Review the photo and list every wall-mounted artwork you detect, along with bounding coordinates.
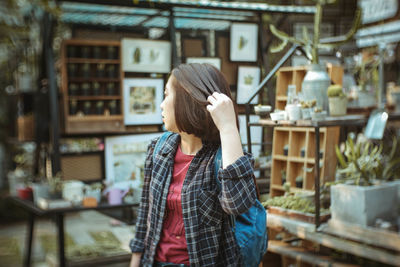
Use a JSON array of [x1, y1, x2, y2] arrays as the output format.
[[230, 23, 258, 62], [121, 38, 171, 73], [105, 133, 162, 189], [236, 66, 260, 104], [186, 57, 222, 70], [123, 78, 163, 125]]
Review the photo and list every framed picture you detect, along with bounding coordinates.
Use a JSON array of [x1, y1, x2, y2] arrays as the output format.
[[186, 57, 221, 70], [121, 38, 171, 73], [230, 23, 258, 62], [236, 66, 260, 104], [105, 133, 162, 189], [123, 78, 163, 125]]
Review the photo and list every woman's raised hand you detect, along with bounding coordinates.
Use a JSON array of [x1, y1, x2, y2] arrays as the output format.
[[206, 92, 236, 133]]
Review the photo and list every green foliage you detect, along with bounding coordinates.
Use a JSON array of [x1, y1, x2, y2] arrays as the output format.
[[269, 1, 361, 64], [335, 134, 400, 185], [327, 84, 345, 97], [262, 193, 328, 214]]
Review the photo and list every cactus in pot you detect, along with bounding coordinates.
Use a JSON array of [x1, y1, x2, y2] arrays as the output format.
[[327, 84, 347, 116], [269, 0, 361, 112]]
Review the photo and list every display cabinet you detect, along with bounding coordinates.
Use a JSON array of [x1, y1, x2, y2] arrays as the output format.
[[270, 64, 343, 197], [270, 126, 339, 197], [61, 39, 123, 134]]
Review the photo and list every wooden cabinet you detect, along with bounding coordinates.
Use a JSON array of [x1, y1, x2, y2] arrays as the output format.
[[270, 65, 343, 197], [270, 126, 339, 197], [61, 39, 158, 134], [61, 39, 123, 134]]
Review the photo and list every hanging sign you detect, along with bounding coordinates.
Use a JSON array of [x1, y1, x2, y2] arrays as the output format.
[[359, 0, 398, 24]]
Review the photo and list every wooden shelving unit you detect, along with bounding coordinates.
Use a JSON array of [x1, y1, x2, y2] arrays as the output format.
[[270, 65, 343, 197], [270, 126, 339, 197], [61, 39, 124, 134], [275, 64, 343, 110]]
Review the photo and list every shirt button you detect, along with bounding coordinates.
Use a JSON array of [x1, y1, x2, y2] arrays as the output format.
[[176, 236, 181, 239]]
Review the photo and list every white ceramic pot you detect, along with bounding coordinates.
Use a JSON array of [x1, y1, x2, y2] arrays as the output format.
[[285, 104, 301, 120], [328, 97, 347, 116], [62, 180, 84, 203]]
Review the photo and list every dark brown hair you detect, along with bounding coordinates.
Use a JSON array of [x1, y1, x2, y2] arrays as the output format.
[[171, 63, 239, 142]]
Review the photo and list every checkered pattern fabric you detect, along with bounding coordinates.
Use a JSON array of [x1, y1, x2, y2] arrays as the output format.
[[130, 133, 257, 267]]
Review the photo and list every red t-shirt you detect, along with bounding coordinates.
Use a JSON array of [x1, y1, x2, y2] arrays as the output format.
[[155, 146, 193, 265]]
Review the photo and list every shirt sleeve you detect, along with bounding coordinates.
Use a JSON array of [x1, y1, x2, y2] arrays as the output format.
[[129, 138, 157, 253], [217, 152, 257, 215]]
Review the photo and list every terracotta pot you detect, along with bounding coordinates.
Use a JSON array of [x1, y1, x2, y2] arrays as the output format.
[[17, 186, 33, 201]]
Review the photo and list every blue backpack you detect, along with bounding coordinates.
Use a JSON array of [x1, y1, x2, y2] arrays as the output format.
[[153, 132, 268, 267]]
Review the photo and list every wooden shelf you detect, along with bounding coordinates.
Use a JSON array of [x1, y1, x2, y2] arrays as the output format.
[[66, 58, 120, 64], [267, 214, 400, 266], [69, 96, 121, 100], [61, 39, 127, 134], [270, 66, 343, 197], [68, 78, 120, 82], [67, 115, 123, 122]]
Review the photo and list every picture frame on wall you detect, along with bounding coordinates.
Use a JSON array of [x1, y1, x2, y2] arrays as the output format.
[[230, 23, 258, 62], [186, 57, 222, 70], [236, 66, 260, 104], [123, 78, 163, 125], [105, 133, 162, 189], [121, 38, 171, 73]]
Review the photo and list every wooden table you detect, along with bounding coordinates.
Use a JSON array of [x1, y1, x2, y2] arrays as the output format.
[[9, 196, 138, 267], [267, 213, 400, 266]]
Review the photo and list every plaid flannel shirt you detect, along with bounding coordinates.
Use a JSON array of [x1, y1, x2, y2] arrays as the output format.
[[130, 133, 257, 267]]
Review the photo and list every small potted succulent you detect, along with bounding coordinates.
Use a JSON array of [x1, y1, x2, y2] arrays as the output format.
[[83, 101, 92, 115], [92, 82, 101, 96], [93, 46, 102, 59], [106, 82, 115, 95], [327, 84, 347, 116], [108, 100, 118, 115], [96, 63, 105, 77], [69, 83, 78, 96], [67, 64, 77, 78], [81, 82, 91, 96], [95, 101, 104, 115], [107, 64, 116, 78], [69, 100, 78, 115], [81, 46, 91, 58], [82, 63, 91, 78]]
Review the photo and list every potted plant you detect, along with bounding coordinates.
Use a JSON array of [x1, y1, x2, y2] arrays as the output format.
[[82, 63, 91, 78], [69, 100, 78, 115], [108, 100, 117, 115], [95, 101, 104, 115], [327, 84, 347, 116], [83, 101, 91, 115], [47, 172, 63, 199], [69, 83, 78, 96], [330, 133, 400, 226], [92, 82, 101, 96], [96, 63, 105, 77], [269, 0, 361, 112]]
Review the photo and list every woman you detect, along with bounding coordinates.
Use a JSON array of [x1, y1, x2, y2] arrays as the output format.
[[129, 63, 257, 267]]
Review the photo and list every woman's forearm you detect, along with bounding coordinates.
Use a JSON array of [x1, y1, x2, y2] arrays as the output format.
[[219, 126, 244, 169]]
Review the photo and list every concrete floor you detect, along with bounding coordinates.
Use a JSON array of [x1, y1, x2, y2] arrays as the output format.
[[0, 210, 134, 267]]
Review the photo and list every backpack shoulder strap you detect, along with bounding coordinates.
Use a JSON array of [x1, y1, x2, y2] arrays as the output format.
[[153, 131, 173, 162], [214, 147, 222, 189]]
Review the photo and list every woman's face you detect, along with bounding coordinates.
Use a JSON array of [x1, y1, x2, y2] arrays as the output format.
[[160, 76, 178, 132]]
